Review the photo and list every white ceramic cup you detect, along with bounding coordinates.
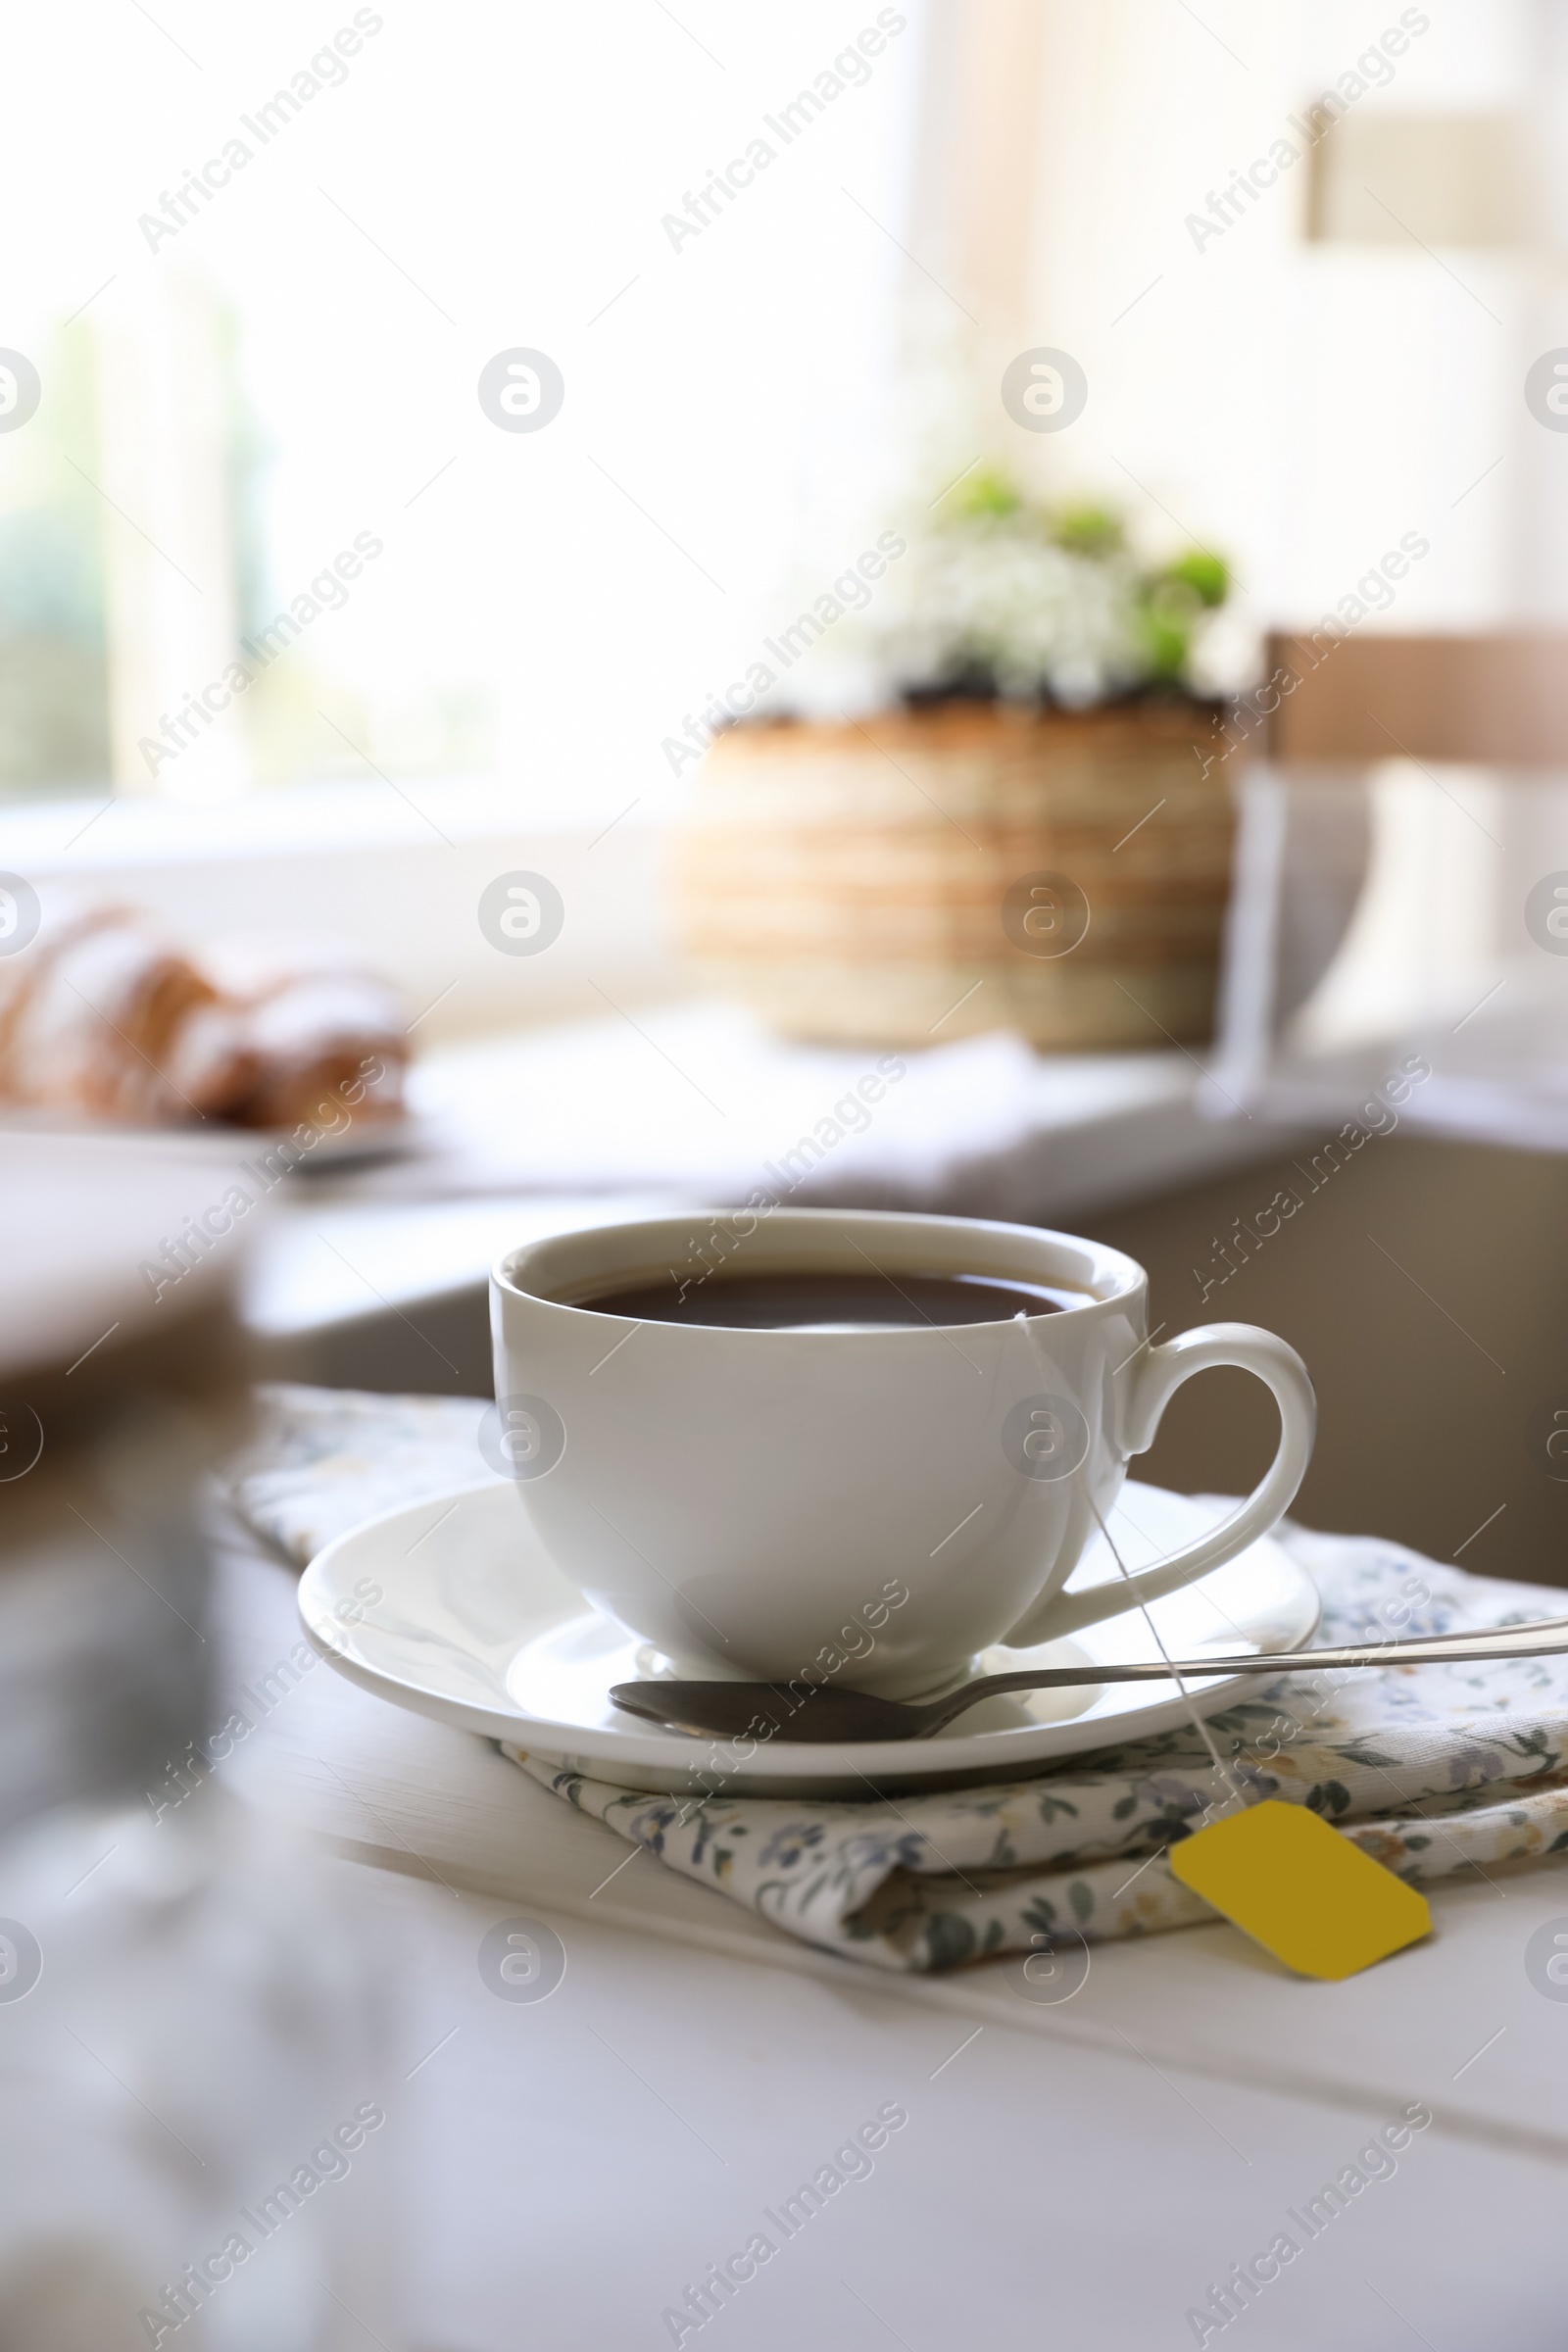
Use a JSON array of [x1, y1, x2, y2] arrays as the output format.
[[490, 1207, 1315, 1700]]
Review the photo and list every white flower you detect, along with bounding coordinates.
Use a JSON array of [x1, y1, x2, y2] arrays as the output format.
[[867, 484, 1229, 707], [893, 520, 1145, 703]]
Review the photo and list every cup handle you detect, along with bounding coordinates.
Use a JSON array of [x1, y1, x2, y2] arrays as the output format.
[[1013, 1323, 1316, 1645]]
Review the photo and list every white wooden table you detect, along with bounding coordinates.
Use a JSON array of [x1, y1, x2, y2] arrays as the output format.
[[212, 1508, 1568, 2352]]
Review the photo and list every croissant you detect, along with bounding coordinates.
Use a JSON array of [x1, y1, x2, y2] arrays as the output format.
[[172, 943, 407, 1129], [0, 898, 217, 1120], [0, 898, 407, 1133]]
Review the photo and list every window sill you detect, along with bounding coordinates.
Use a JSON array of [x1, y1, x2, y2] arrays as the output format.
[[0, 777, 682, 1045]]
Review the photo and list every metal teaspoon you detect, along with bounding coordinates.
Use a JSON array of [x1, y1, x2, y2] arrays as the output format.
[[608, 1614, 1568, 1743]]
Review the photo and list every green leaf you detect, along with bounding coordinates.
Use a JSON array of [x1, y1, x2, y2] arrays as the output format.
[[1139, 610, 1189, 678], [1162, 548, 1229, 606], [1035, 1793, 1081, 1824], [1305, 1782, 1353, 1817], [947, 464, 1023, 521], [923, 1911, 978, 1971], [1052, 503, 1124, 557]]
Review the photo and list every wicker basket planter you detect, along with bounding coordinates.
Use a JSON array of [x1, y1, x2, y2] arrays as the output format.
[[671, 701, 1235, 1049]]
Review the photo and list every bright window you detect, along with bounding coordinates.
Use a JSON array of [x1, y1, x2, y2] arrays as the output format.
[[0, 2, 922, 816]]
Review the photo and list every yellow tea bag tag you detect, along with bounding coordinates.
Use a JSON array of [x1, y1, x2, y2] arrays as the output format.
[[1168, 1799, 1432, 1980]]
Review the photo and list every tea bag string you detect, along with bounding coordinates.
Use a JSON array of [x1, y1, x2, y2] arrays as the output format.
[[1085, 1491, 1248, 1819], [1014, 1311, 1247, 1818]]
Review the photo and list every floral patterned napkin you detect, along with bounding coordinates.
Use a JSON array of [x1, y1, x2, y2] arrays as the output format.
[[231, 1384, 1568, 1974]]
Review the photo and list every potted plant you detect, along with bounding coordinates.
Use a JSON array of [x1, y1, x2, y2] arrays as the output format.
[[672, 469, 1237, 1050]]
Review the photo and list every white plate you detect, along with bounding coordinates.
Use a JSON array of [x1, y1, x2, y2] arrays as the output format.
[[275, 1110, 416, 1168], [299, 1479, 1320, 1797]]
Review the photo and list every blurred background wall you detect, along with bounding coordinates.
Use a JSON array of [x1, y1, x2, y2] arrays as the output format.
[[1091, 1137, 1568, 1580]]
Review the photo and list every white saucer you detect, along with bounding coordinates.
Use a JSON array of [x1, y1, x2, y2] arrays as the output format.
[[300, 1481, 1320, 1797], [299, 1479, 1320, 1797]]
